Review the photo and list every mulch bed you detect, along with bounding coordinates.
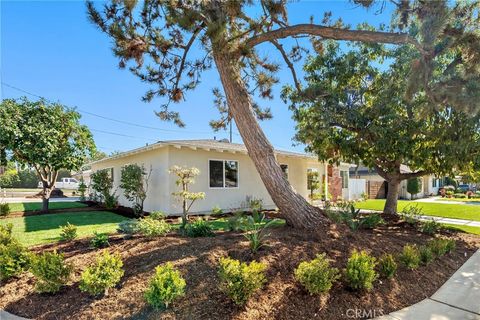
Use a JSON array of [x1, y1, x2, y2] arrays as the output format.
[[1, 221, 479, 320]]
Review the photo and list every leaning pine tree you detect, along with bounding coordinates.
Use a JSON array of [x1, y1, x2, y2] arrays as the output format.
[[87, 1, 480, 227]]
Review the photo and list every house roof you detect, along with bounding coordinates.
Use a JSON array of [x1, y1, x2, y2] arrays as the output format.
[[350, 163, 414, 175], [89, 139, 320, 165]]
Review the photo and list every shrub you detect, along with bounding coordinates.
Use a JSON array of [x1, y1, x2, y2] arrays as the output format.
[[0, 203, 11, 217], [149, 211, 166, 220], [345, 250, 377, 291], [103, 193, 118, 210], [400, 205, 423, 225], [211, 205, 223, 215], [453, 193, 467, 198], [217, 257, 266, 305], [119, 164, 151, 216], [0, 240, 29, 280], [78, 179, 87, 201], [399, 244, 420, 269], [325, 208, 344, 223], [378, 254, 397, 279], [91, 232, 110, 248], [340, 205, 362, 230], [241, 216, 277, 252], [29, 250, 73, 293], [360, 213, 384, 229], [0, 223, 14, 246], [428, 238, 456, 257], [137, 217, 172, 237], [294, 253, 340, 295], [117, 219, 139, 236], [144, 262, 186, 309], [419, 246, 434, 265], [59, 222, 77, 241], [79, 251, 124, 296], [407, 178, 421, 199], [184, 219, 214, 237], [419, 219, 442, 235], [226, 211, 244, 231]]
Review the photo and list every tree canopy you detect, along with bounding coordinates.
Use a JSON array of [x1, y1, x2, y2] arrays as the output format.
[[0, 98, 95, 210]]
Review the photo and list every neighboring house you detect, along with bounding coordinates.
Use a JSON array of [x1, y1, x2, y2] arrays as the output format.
[[90, 139, 355, 215], [350, 164, 445, 199]]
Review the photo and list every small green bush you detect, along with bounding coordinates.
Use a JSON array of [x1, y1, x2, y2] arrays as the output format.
[[184, 219, 214, 237], [29, 250, 73, 293], [399, 244, 420, 269], [60, 222, 77, 241], [400, 205, 423, 225], [149, 211, 166, 220], [0, 240, 30, 280], [345, 250, 377, 291], [79, 251, 124, 296], [241, 216, 278, 253], [0, 223, 14, 246], [103, 193, 118, 209], [218, 257, 266, 305], [325, 209, 343, 223], [211, 205, 223, 215], [419, 245, 434, 265], [90, 232, 110, 248], [137, 217, 172, 237], [378, 253, 397, 279], [0, 203, 11, 217], [428, 238, 456, 257], [117, 219, 139, 236], [226, 212, 244, 231], [144, 262, 186, 309], [419, 219, 442, 235], [360, 213, 384, 229], [294, 253, 340, 295], [453, 193, 467, 198]]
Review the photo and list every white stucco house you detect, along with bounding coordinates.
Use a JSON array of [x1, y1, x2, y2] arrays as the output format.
[[89, 139, 355, 215]]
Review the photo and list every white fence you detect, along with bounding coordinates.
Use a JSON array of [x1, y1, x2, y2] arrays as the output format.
[[349, 178, 366, 200]]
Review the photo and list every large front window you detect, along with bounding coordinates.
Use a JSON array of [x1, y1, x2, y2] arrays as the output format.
[[340, 170, 349, 189], [209, 160, 239, 188]]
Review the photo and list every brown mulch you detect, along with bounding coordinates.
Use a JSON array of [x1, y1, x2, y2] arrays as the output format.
[[1, 223, 479, 320]]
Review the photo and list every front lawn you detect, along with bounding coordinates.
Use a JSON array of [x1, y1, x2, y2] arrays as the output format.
[[355, 199, 480, 221], [6, 201, 87, 213], [0, 211, 128, 247]]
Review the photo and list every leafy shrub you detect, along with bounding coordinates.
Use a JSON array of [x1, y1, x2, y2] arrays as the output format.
[[29, 250, 73, 293], [78, 179, 87, 201], [378, 254, 397, 279], [360, 213, 384, 229], [294, 253, 340, 295], [241, 216, 277, 252], [217, 257, 266, 305], [144, 262, 186, 309], [334, 204, 383, 230], [184, 219, 214, 237], [325, 208, 344, 223], [419, 245, 434, 265], [428, 238, 456, 257], [340, 205, 363, 230], [399, 244, 420, 269], [103, 193, 118, 210], [0, 203, 11, 217], [0, 240, 29, 280], [79, 251, 124, 296], [419, 219, 442, 235], [117, 219, 139, 236], [400, 205, 422, 225], [59, 222, 77, 241], [91, 232, 110, 248], [0, 223, 14, 246], [211, 205, 223, 215], [137, 217, 172, 237], [149, 211, 166, 220], [226, 211, 244, 231], [345, 250, 377, 291], [453, 193, 467, 198]]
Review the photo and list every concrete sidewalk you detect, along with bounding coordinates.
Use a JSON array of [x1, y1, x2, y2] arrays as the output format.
[[377, 249, 480, 319]]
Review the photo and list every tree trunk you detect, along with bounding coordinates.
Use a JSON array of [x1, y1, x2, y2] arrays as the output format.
[[384, 179, 400, 215], [41, 182, 52, 213], [212, 52, 328, 229]]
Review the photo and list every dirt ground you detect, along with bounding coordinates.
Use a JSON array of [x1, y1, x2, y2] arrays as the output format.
[[1, 221, 479, 320]]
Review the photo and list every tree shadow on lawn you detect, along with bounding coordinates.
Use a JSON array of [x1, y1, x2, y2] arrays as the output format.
[[23, 211, 126, 232]]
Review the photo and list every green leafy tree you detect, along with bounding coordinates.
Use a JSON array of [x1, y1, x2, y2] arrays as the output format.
[[286, 39, 480, 215], [407, 178, 421, 199], [91, 169, 114, 204], [0, 98, 95, 211], [169, 166, 205, 229], [120, 164, 152, 216], [0, 162, 19, 188], [87, 1, 480, 227]]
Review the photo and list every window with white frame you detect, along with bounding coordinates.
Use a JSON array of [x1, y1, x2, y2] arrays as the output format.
[[340, 170, 349, 189], [209, 160, 239, 188]]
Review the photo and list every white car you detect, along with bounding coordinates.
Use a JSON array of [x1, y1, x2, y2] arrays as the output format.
[[38, 178, 80, 190]]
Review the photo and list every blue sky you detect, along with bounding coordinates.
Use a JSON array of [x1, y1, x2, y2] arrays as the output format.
[[1, 1, 392, 154]]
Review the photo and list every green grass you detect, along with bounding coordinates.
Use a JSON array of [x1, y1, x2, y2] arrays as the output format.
[[0, 211, 128, 247], [442, 224, 480, 235], [6, 201, 87, 213], [354, 199, 480, 222]]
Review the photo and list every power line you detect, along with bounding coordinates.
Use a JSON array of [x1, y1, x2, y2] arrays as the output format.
[[1, 81, 241, 136], [90, 128, 159, 142]]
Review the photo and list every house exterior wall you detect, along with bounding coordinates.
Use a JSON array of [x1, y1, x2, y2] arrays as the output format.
[[91, 145, 337, 215]]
